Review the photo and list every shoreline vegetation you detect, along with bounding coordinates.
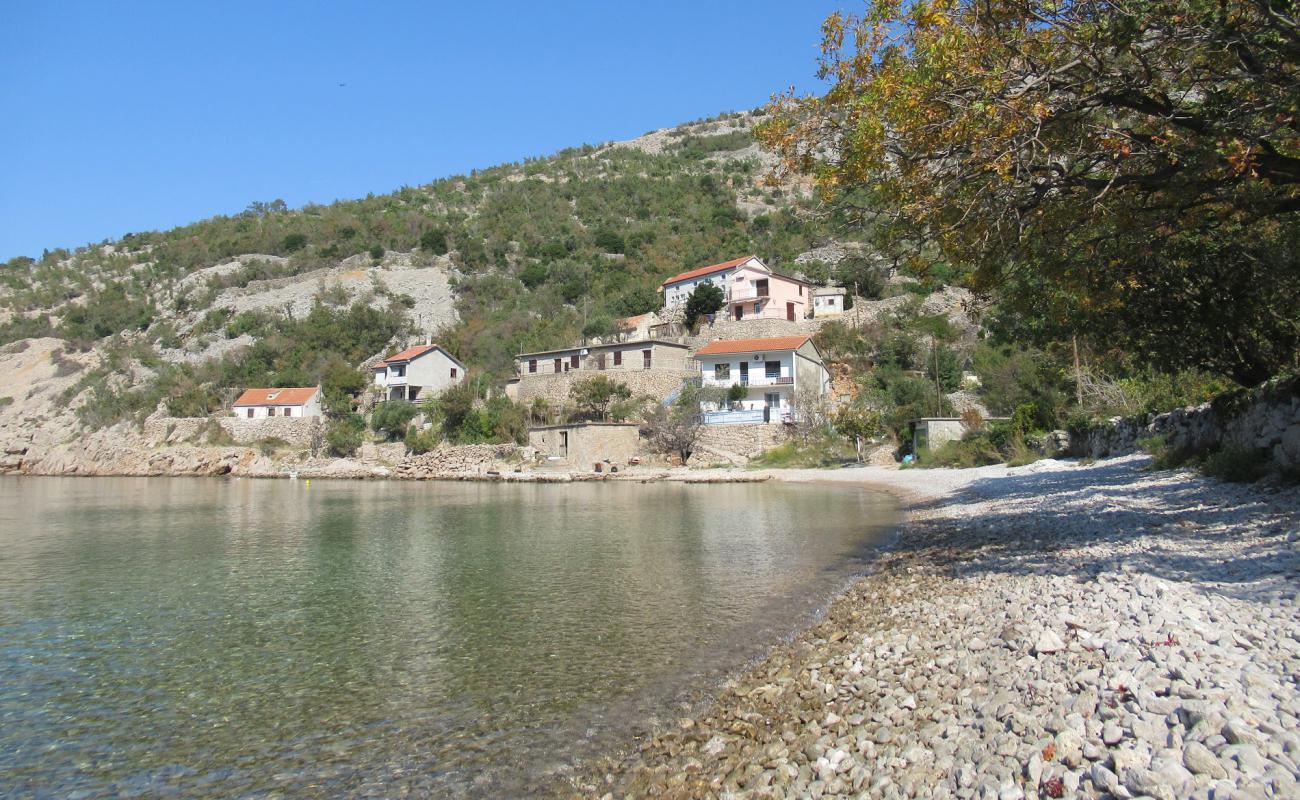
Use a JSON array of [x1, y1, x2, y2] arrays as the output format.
[[564, 455, 1300, 799]]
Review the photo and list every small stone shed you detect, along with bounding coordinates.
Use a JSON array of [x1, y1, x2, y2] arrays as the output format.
[[910, 417, 971, 453], [528, 422, 641, 469], [911, 416, 1008, 453]]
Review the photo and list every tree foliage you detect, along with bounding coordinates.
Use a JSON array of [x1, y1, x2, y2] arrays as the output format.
[[762, 1, 1300, 383], [682, 282, 726, 329], [569, 375, 633, 420]]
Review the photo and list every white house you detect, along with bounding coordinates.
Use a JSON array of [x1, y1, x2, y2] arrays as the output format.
[[373, 344, 466, 402], [693, 335, 830, 423], [812, 286, 847, 317], [232, 386, 322, 418]]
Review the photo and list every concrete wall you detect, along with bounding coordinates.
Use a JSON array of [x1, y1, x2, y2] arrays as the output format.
[[529, 423, 641, 468], [516, 341, 689, 377]]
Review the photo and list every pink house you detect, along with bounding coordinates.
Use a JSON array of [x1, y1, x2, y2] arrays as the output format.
[[722, 259, 810, 322], [659, 255, 810, 321]]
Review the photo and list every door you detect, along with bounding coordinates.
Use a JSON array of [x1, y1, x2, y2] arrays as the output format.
[[786, 302, 795, 321], [734, 305, 743, 321], [559, 431, 568, 457], [764, 392, 781, 409], [642, 349, 652, 369], [739, 361, 749, 385]]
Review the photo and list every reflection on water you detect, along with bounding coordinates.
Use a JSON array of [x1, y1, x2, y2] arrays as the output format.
[[0, 477, 896, 796]]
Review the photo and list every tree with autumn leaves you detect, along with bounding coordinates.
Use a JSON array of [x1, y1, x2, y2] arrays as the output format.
[[760, 0, 1299, 385]]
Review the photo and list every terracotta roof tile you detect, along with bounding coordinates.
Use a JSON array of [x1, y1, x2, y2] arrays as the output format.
[[233, 387, 319, 407], [382, 344, 437, 364], [694, 335, 811, 356], [659, 255, 757, 288]]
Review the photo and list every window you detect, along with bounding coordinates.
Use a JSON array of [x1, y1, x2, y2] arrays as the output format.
[[450, 367, 458, 379], [755, 278, 769, 297], [246, 408, 254, 419], [765, 361, 781, 379], [799, 285, 804, 296], [529, 359, 537, 374], [613, 351, 622, 366], [392, 365, 405, 377], [570, 354, 580, 369], [714, 363, 730, 380], [284, 408, 294, 417], [642, 349, 652, 369], [765, 392, 781, 409], [268, 407, 276, 417]]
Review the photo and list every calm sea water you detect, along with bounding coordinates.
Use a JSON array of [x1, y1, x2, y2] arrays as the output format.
[[0, 477, 896, 797]]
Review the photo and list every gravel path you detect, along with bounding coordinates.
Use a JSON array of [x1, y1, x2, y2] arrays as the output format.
[[575, 455, 1300, 799]]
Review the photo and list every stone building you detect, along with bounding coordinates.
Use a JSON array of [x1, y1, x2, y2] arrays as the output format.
[[506, 340, 694, 407], [528, 422, 641, 469]]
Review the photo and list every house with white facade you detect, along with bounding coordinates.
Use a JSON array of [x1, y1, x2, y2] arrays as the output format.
[[660, 255, 811, 321], [812, 286, 847, 317], [232, 386, 322, 418], [372, 344, 466, 403], [693, 335, 830, 424]]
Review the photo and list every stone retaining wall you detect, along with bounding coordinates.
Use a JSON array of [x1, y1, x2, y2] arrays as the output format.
[[694, 422, 787, 465], [395, 443, 530, 478], [1070, 377, 1300, 469], [510, 369, 696, 407], [144, 416, 321, 449]]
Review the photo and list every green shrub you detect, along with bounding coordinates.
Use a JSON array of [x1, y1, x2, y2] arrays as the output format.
[[1200, 447, 1270, 483], [370, 400, 418, 441], [0, 396, 13, 408], [419, 228, 448, 254], [257, 437, 291, 456], [281, 233, 308, 253], [326, 415, 365, 456], [749, 434, 854, 468], [403, 424, 440, 454]]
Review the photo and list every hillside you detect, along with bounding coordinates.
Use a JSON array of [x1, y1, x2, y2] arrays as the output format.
[[0, 111, 907, 461]]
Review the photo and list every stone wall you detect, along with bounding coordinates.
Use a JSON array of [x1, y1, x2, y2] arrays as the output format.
[[510, 368, 696, 407], [529, 423, 641, 468], [1069, 377, 1300, 469], [394, 443, 530, 478], [687, 316, 823, 350], [694, 423, 787, 465], [144, 416, 321, 449]]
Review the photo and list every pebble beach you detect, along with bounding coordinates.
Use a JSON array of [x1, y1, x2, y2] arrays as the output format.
[[574, 455, 1300, 799]]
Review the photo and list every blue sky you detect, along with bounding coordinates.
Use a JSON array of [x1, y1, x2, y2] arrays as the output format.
[[0, 1, 847, 259]]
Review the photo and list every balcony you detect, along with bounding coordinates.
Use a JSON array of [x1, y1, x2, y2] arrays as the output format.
[[701, 408, 769, 425], [727, 286, 769, 303], [701, 374, 793, 388], [383, 374, 408, 386]]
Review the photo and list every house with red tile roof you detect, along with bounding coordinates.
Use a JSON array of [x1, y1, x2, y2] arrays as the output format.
[[659, 255, 810, 322], [232, 386, 322, 419], [372, 343, 466, 403], [693, 335, 829, 424]]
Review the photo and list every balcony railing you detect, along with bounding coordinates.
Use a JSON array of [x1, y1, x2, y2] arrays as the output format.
[[382, 374, 408, 386], [701, 374, 793, 388], [727, 286, 769, 302], [701, 408, 769, 425]]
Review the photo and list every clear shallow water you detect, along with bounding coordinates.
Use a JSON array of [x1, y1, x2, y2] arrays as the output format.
[[0, 477, 897, 797]]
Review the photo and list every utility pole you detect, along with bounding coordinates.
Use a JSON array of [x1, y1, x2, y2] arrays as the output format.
[[1073, 335, 1084, 408], [932, 335, 943, 417]]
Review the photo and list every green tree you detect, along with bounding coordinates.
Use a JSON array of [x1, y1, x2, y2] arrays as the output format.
[[570, 375, 632, 420], [834, 404, 884, 462], [325, 414, 364, 456], [682, 282, 725, 329], [762, 1, 1300, 384]]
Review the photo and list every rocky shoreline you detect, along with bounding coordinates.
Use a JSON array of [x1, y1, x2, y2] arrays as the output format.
[[570, 455, 1300, 799]]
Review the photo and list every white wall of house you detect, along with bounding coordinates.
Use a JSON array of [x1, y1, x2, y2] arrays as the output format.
[[813, 293, 845, 316], [374, 348, 465, 401], [235, 393, 321, 419], [662, 271, 734, 309]]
